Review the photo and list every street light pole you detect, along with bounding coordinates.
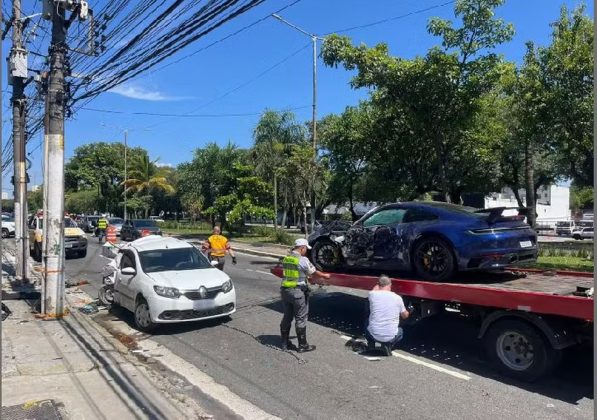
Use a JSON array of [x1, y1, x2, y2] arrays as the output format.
[[272, 14, 322, 235]]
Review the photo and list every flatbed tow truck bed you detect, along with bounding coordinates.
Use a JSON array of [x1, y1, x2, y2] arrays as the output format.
[[271, 266, 593, 380]]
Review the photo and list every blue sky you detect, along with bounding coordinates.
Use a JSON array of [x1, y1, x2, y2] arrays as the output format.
[[2, 0, 593, 195]]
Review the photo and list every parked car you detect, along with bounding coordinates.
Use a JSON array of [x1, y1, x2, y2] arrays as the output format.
[[572, 227, 594, 240], [28, 214, 88, 261], [95, 217, 124, 237], [149, 215, 165, 223], [80, 215, 100, 233], [107, 236, 236, 332], [120, 219, 162, 241], [2, 218, 15, 238], [308, 202, 538, 281]]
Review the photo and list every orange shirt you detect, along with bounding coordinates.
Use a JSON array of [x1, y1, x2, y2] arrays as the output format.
[[207, 234, 229, 257]]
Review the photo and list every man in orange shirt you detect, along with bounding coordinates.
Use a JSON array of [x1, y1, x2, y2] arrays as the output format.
[[204, 226, 237, 271]]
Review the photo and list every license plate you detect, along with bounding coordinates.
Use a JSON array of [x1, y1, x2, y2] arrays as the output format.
[[193, 300, 215, 310], [519, 240, 532, 248], [64, 243, 73, 248]]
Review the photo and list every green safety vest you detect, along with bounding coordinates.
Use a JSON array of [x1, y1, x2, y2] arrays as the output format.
[[281, 255, 301, 288], [98, 218, 108, 229]]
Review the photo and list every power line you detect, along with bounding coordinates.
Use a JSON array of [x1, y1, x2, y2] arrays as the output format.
[[79, 105, 310, 118], [323, 0, 455, 36]]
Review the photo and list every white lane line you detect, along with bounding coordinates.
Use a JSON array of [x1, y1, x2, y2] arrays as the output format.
[[255, 270, 274, 276], [338, 335, 471, 381]]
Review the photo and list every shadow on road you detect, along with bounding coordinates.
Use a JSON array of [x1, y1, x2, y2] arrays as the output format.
[[262, 291, 593, 405]]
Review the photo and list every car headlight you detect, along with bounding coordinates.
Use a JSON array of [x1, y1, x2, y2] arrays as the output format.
[[153, 285, 180, 298], [79, 235, 87, 243], [221, 279, 233, 293]]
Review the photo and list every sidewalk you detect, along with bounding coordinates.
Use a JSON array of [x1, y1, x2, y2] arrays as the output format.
[[1, 253, 207, 419]]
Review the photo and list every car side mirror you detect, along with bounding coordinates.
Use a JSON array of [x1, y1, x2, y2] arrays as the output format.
[[121, 267, 136, 276]]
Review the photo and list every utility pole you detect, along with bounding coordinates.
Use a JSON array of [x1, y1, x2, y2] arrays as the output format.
[[124, 130, 128, 220], [272, 14, 322, 235], [10, 0, 29, 282], [43, 3, 67, 317]]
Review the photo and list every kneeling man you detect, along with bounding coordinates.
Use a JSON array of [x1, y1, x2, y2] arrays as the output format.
[[365, 275, 411, 356]]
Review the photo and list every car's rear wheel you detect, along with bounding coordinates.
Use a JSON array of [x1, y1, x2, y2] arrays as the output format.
[[134, 297, 157, 333], [311, 239, 343, 270], [412, 237, 455, 281]]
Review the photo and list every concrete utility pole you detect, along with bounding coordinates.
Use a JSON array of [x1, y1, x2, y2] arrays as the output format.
[[272, 14, 322, 235], [10, 0, 29, 282], [43, 3, 67, 317], [124, 130, 128, 220]]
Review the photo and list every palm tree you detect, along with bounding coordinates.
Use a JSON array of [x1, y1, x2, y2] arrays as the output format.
[[252, 110, 306, 229], [123, 154, 175, 217]]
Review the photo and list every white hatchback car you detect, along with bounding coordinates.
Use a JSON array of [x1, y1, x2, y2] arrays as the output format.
[[111, 236, 236, 332]]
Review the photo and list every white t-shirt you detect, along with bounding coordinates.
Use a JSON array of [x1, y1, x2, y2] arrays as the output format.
[[367, 290, 406, 343]]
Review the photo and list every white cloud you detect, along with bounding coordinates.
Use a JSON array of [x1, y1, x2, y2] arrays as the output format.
[[109, 83, 192, 101], [155, 162, 174, 168]]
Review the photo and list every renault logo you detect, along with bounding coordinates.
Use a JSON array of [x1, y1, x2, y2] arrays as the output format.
[[198, 286, 207, 299]]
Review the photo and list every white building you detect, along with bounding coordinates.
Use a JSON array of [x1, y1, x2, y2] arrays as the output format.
[[485, 185, 570, 226]]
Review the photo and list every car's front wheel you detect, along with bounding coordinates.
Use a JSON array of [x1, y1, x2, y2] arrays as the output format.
[[134, 297, 157, 333], [1, 228, 9, 238], [412, 236, 456, 281], [311, 239, 343, 271]]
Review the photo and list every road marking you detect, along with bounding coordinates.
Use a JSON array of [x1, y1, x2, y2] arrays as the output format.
[[255, 270, 274, 276], [338, 335, 471, 381]]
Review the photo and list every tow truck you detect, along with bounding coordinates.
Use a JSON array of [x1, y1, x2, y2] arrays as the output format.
[[271, 265, 593, 381]]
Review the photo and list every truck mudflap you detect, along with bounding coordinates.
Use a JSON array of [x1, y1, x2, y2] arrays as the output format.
[[478, 310, 579, 350]]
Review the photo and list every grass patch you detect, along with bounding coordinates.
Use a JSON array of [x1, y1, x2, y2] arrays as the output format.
[[526, 255, 594, 272]]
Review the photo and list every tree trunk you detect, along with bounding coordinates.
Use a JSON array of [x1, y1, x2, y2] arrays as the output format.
[[434, 134, 450, 203], [273, 174, 278, 231], [348, 182, 358, 222], [511, 186, 524, 208], [524, 140, 536, 227]]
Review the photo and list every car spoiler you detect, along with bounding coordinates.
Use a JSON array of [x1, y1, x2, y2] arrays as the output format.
[[474, 207, 527, 224]]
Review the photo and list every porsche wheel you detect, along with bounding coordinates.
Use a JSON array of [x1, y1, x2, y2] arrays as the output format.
[[311, 239, 343, 271], [412, 237, 455, 281]]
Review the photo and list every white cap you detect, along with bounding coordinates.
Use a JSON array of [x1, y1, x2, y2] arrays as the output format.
[[294, 238, 312, 249]]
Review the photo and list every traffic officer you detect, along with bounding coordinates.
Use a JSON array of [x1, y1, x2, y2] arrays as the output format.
[[97, 216, 108, 243], [280, 238, 331, 352], [204, 226, 237, 270]]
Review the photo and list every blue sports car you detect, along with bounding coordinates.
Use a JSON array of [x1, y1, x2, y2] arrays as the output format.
[[308, 202, 538, 281]]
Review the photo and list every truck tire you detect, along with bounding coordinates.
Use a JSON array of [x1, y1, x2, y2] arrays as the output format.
[[483, 318, 561, 382]]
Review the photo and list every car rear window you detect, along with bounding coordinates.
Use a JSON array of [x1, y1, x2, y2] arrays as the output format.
[[139, 247, 212, 273]]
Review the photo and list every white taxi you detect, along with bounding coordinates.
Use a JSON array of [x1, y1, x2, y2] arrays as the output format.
[[110, 235, 236, 332]]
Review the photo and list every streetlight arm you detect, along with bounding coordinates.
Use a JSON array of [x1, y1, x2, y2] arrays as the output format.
[[272, 13, 314, 37]]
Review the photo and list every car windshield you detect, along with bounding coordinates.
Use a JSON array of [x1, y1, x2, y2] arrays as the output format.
[[556, 222, 572, 227], [109, 218, 123, 224], [138, 247, 212, 273], [133, 220, 157, 228], [64, 218, 77, 228]]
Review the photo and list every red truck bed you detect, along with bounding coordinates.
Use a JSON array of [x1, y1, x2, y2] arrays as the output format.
[[270, 267, 594, 322]]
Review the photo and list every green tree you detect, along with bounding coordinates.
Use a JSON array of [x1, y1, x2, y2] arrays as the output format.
[[321, 0, 514, 202], [65, 189, 99, 214], [124, 155, 175, 218], [252, 110, 306, 229]]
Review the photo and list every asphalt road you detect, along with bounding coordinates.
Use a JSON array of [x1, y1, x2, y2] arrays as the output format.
[[62, 236, 593, 420]]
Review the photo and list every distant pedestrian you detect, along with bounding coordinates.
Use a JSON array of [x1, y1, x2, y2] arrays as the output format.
[[364, 275, 412, 356], [97, 216, 108, 243], [204, 226, 236, 270], [280, 238, 331, 352]]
